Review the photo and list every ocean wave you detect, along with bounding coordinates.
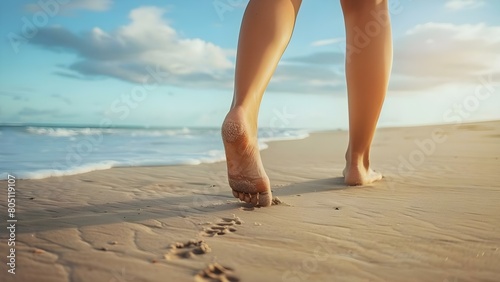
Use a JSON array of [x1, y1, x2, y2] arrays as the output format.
[[0, 154, 227, 180], [25, 127, 192, 138], [198, 150, 226, 164], [130, 127, 191, 137], [1, 161, 118, 180], [258, 130, 310, 143], [26, 127, 111, 137], [257, 129, 309, 150]]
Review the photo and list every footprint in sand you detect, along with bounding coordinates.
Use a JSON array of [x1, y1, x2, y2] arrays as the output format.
[[165, 239, 211, 260], [194, 263, 240, 282], [200, 216, 243, 237]]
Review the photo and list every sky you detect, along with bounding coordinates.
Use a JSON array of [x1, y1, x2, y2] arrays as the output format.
[[0, 0, 499, 129]]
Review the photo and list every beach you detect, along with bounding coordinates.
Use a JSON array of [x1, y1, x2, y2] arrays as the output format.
[[1, 120, 499, 282]]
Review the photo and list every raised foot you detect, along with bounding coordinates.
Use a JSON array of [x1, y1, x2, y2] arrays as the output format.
[[343, 166, 383, 186], [221, 110, 272, 207]]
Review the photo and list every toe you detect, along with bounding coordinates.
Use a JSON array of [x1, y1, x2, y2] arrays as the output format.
[[258, 191, 272, 207], [232, 190, 239, 198], [250, 194, 258, 206], [238, 192, 245, 201], [244, 193, 251, 203]]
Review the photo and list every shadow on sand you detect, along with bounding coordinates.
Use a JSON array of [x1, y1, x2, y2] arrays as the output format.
[[12, 177, 352, 234]]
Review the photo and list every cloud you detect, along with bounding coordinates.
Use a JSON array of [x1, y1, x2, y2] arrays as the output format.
[[25, 0, 113, 13], [52, 71, 88, 80], [51, 94, 72, 105], [30, 6, 346, 95], [18, 107, 60, 116], [0, 91, 30, 101], [269, 64, 345, 94], [286, 51, 345, 65], [444, 0, 485, 10], [31, 7, 498, 96], [301, 22, 500, 93], [391, 22, 500, 91], [17, 107, 77, 119], [311, 38, 345, 47], [30, 7, 234, 89]]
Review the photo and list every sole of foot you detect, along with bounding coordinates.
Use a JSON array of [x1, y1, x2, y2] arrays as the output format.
[[221, 109, 272, 207]]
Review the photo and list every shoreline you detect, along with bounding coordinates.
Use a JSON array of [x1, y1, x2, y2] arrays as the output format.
[[0, 126, 310, 181], [6, 118, 500, 181]]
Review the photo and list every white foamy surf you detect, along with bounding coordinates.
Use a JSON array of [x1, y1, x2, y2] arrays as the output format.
[[0, 126, 309, 180]]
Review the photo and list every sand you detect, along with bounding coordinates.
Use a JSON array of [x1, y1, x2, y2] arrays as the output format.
[[1, 121, 499, 282]]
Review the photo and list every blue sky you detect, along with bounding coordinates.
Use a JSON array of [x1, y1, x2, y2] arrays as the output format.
[[1, 0, 499, 129]]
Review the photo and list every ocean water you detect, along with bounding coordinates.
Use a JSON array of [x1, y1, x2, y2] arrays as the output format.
[[0, 125, 309, 180]]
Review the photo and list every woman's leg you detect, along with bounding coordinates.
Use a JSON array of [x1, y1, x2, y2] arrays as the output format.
[[340, 0, 393, 185], [222, 0, 302, 206]]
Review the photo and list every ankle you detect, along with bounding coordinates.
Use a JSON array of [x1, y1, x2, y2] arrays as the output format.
[[345, 152, 370, 170], [226, 106, 259, 134]]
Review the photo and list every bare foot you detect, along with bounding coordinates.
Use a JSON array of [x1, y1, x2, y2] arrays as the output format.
[[221, 108, 272, 207], [343, 165, 383, 186]]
